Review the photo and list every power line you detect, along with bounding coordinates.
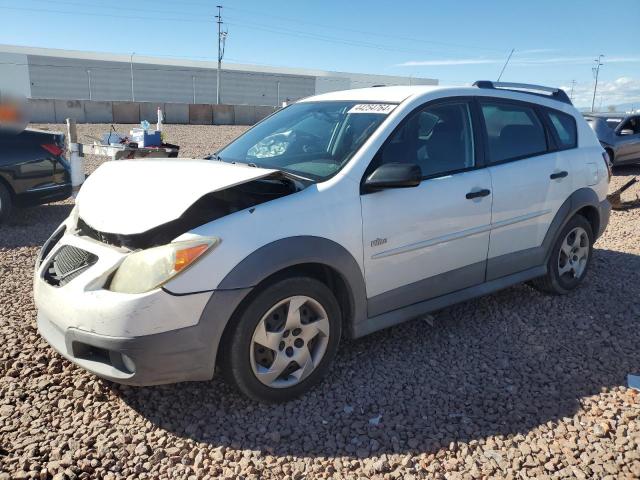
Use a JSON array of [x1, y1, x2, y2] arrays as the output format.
[[224, 20, 435, 56], [0, 5, 212, 23], [224, 5, 506, 54], [4, 0, 217, 17], [2, 2, 504, 57]]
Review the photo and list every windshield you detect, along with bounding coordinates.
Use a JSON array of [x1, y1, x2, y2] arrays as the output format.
[[216, 101, 395, 181]]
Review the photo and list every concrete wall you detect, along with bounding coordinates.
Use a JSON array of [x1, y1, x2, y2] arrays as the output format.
[[164, 103, 189, 124], [26, 99, 275, 125], [28, 99, 56, 123], [84, 101, 112, 123], [213, 105, 234, 125], [112, 102, 139, 123], [54, 100, 84, 123]]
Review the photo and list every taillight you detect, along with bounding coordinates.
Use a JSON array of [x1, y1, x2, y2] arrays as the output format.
[[41, 143, 64, 157], [602, 151, 612, 182]]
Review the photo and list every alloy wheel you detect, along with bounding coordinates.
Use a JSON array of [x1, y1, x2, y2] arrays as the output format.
[[558, 226, 589, 279]]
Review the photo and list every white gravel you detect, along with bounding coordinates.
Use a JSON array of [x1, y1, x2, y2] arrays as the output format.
[[1, 124, 639, 479]]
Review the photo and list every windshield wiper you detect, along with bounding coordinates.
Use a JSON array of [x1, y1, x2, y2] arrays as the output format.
[[277, 170, 314, 183]]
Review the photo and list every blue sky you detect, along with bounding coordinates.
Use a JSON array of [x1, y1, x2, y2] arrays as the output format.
[[1, 0, 639, 109]]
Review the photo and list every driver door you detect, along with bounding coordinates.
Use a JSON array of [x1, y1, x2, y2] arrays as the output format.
[[360, 100, 492, 317]]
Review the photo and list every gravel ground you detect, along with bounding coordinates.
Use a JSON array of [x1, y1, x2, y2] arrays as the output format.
[[1, 124, 639, 479]]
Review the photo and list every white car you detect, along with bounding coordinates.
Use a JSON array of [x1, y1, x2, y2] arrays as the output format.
[[34, 82, 611, 402]]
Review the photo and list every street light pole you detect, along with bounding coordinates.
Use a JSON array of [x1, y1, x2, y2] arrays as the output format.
[[591, 55, 604, 113], [129, 52, 135, 102]]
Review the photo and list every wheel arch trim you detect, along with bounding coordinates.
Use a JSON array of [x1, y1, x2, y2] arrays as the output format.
[[543, 187, 607, 260], [217, 236, 367, 328]]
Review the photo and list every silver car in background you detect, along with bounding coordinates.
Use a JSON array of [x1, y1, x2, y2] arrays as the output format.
[[584, 112, 640, 166]]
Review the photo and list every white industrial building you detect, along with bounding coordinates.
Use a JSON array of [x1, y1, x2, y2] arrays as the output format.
[[0, 44, 437, 106]]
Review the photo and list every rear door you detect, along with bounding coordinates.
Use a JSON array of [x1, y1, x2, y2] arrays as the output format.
[[479, 99, 574, 280]]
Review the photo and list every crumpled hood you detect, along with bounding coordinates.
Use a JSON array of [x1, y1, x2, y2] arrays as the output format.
[[76, 159, 276, 235]]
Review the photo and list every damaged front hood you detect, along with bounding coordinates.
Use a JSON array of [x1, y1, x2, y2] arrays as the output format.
[[76, 159, 277, 235]]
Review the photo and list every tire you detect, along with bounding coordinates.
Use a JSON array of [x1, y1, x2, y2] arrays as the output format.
[[530, 215, 594, 295], [221, 276, 342, 403], [0, 183, 12, 224], [605, 148, 614, 165]]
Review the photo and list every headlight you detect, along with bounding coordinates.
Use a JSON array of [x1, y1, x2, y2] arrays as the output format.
[[109, 238, 219, 294]]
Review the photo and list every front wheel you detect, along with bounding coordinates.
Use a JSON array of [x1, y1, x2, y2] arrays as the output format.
[[222, 277, 342, 402], [531, 215, 594, 295]]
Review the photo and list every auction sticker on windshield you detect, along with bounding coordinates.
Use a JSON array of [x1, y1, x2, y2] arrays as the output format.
[[348, 104, 397, 114]]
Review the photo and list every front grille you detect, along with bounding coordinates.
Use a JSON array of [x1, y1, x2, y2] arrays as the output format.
[[43, 245, 98, 287]]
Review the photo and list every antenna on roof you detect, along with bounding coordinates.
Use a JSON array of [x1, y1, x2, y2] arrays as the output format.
[[497, 48, 515, 82]]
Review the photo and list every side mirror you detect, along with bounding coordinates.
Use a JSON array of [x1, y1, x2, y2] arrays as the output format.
[[363, 163, 422, 192], [619, 129, 634, 136]]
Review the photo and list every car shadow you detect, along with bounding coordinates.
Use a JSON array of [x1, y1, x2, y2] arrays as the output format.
[[612, 164, 640, 177], [0, 202, 72, 249], [114, 246, 640, 458]]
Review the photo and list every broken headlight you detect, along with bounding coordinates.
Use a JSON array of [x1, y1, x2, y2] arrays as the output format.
[[109, 238, 219, 294]]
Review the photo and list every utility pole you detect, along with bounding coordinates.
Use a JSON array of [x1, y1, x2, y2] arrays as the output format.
[[569, 80, 576, 101], [591, 54, 604, 112], [215, 5, 227, 104], [497, 48, 515, 82]]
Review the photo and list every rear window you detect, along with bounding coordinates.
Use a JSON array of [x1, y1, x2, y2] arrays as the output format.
[[480, 101, 548, 163], [545, 109, 577, 149]]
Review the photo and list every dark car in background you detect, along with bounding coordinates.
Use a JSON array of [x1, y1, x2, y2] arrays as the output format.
[[0, 128, 71, 222], [584, 112, 640, 166]]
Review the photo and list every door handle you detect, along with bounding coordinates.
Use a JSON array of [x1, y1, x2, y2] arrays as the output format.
[[465, 189, 491, 199], [550, 171, 568, 179]]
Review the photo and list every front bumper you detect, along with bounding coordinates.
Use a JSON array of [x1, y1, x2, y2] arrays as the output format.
[[37, 310, 217, 385], [34, 229, 252, 385]]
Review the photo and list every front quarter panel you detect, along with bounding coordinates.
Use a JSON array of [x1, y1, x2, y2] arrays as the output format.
[[163, 174, 365, 296]]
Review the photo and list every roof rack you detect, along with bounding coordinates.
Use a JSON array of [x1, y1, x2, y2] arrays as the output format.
[[473, 81, 572, 105]]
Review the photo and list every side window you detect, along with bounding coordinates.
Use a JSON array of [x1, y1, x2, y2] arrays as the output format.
[[378, 102, 474, 178], [619, 117, 640, 135], [545, 109, 577, 149], [480, 101, 548, 163]]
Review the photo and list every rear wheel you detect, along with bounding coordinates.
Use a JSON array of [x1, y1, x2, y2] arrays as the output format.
[[222, 277, 342, 402], [531, 215, 593, 294], [0, 183, 12, 223]]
